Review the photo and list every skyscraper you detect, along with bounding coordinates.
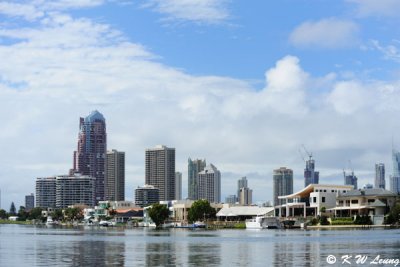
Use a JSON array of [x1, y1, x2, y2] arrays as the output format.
[[198, 164, 221, 203], [106, 150, 125, 201], [375, 163, 385, 189], [391, 150, 400, 194], [145, 145, 175, 201], [36, 177, 56, 208], [56, 174, 96, 208], [188, 158, 206, 200], [344, 170, 358, 189], [304, 156, 319, 187], [175, 172, 182, 200], [273, 167, 293, 206], [237, 176, 248, 199], [239, 187, 252, 206], [25, 193, 34, 211], [72, 110, 107, 202]]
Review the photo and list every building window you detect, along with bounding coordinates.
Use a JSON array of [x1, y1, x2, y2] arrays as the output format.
[[313, 197, 317, 203], [322, 197, 326, 203], [351, 200, 358, 204]]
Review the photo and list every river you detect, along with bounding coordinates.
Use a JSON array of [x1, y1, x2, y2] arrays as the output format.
[[0, 224, 399, 266]]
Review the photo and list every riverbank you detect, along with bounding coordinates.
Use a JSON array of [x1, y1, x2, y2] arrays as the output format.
[[307, 224, 400, 230], [0, 219, 33, 225]]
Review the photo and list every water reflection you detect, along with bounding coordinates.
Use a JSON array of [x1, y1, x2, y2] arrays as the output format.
[[1, 225, 400, 267], [188, 242, 221, 266], [145, 242, 177, 266], [34, 232, 125, 266]]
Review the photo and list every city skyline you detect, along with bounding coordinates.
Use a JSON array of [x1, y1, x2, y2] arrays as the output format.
[[2, 1, 400, 209]]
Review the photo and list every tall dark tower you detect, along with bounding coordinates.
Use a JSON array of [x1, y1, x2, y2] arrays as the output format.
[[72, 110, 107, 202], [304, 156, 319, 187]]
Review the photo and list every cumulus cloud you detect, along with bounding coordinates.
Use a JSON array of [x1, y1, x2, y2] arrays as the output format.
[[347, 0, 400, 17], [289, 18, 359, 49], [1, 2, 400, 209], [327, 81, 371, 115], [142, 0, 230, 25], [0, 0, 105, 22]]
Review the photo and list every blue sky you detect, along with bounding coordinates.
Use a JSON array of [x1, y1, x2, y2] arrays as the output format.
[[1, 0, 400, 210]]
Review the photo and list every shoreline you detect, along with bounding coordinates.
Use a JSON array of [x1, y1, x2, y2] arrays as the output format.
[[307, 224, 400, 230]]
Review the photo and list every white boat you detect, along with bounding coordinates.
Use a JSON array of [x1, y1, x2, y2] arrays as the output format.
[[245, 216, 264, 229], [246, 216, 281, 229], [46, 216, 56, 226], [193, 221, 206, 228], [99, 220, 111, 227]]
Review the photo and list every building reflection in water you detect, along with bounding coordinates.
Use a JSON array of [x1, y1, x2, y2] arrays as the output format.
[[187, 242, 221, 266], [35, 239, 125, 266], [273, 241, 319, 267]]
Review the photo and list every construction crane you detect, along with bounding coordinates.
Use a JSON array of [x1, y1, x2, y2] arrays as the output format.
[[301, 144, 313, 160]]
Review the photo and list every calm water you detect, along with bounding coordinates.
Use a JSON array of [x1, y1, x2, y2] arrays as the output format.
[[0, 225, 399, 266]]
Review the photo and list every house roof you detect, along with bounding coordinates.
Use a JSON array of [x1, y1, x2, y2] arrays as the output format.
[[278, 184, 354, 199], [338, 188, 397, 198], [216, 206, 274, 217]]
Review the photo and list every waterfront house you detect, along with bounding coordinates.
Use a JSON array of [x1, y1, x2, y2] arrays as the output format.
[[276, 184, 354, 218], [330, 188, 397, 225], [216, 205, 274, 221]]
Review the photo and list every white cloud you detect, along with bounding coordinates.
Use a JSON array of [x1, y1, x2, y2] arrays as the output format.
[[347, 0, 400, 17], [371, 40, 400, 63], [1, 3, 400, 209], [289, 18, 359, 49], [327, 81, 371, 115], [0, 0, 106, 22], [0, 2, 44, 21], [143, 0, 230, 25]]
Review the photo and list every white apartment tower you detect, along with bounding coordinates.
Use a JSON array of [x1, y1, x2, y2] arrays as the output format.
[[198, 164, 221, 203]]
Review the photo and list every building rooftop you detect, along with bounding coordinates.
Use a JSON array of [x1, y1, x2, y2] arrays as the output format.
[[85, 110, 105, 123], [216, 206, 274, 217], [278, 184, 354, 199], [338, 188, 397, 198]]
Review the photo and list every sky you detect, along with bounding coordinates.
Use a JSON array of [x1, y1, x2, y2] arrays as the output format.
[[1, 0, 400, 210]]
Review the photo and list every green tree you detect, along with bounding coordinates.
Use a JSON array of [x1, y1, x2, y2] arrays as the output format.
[[188, 199, 216, 223], [17, 206, 28, 221], [51, 209, 64, 221], [9, 202, 16, 215], [64, 207, 83, 221], [385, 203, 400, 225], [148, 204, 169, 228], [0, 209, 7, 219], [28, 207, 43, 220]]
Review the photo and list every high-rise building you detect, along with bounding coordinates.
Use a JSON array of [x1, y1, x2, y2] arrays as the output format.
[[188, 158, 206, 200], [36, 177, 56, 208], [375, 163, 385, 189], [25, 193, 35, 211], [304, 156, 319, 187], [225, 195, 237, 204], [135, 185, 159, 207], [344, 171, 358, 189], [175, 172, 182, 200], [106, 150, 125, 201], [391, 150, 400, 194], [237, 177, 248, 199], [56, 174, 96, 208], [145, 145, 175, 201], [72, 110, 107, 202], [239, 187, 252, 206], [198, 164, 221, 203], [36, 174, 96, 209], [273, 167, 293, 206]]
